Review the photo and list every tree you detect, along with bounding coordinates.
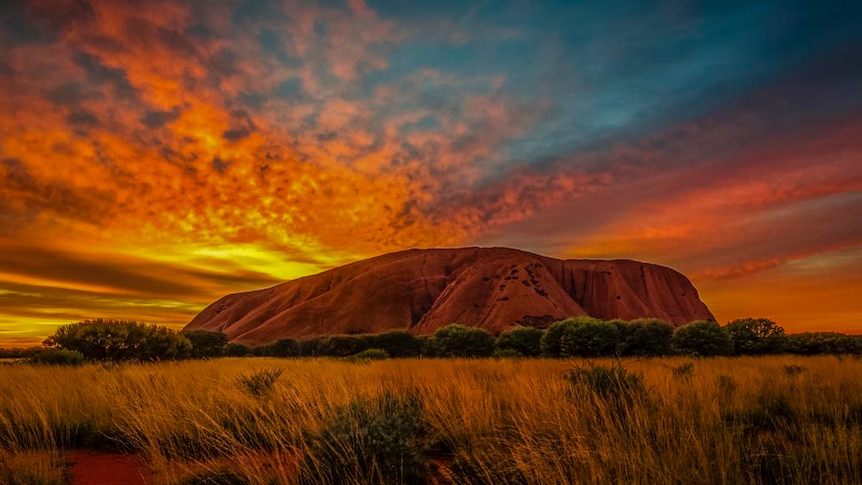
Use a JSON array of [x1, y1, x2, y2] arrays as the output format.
[[370, 330, 423, 358], [298, 337, 326, 357], [724, 318, 786, 355], [224, 343, 250, 357], [257, 338, 300, 357], [540, 317, 603, 357], [44, 319, 192, 362], [671, 321, 733, 356], [27, 349, 85, 366], [319, 335, 370, 357], [559, 320, 621, 357], [785, 333, 862, 355], [182, 330, 228, 358], [619, 319, 673, 356], [496, 326, 544, 357], [430, 324, 494, 358]]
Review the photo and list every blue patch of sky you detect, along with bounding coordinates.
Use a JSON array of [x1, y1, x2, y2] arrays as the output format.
[[362, 0, 862, 172], [257, 28, 302, 68], [274, 77, 304, 100], [222, 0, 861, 173]]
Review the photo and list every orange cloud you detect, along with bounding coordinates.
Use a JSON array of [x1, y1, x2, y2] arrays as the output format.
[[0, 0, 550, 345]]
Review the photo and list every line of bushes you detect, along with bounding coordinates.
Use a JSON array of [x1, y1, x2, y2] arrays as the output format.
[[5, 317, 861, 364], [185, 317, 862, 359]]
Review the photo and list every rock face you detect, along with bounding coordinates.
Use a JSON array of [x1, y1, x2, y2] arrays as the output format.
[[185, 247, 715, 345]]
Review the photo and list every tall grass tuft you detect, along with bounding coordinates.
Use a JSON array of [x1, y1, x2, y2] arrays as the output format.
[[298, 391, 428, 485], [565, 362, 646, 405], [236, 369, 284, 398]]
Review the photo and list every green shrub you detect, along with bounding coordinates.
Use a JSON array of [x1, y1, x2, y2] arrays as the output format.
[[559, 320, 621, 357], [495, 326, 543, 357], [785, 333, 862, 355], [181, 330, 228, 358], [298, 337, 326, 357], [370, 330, 423, 358], [724, 318, 786, 355], [0, 347, 42, 359], [540, 317, 602, 357], [26, 349, 85, 366], [492, 348, 523, 359], [419, 336, 439, 357], [618, 319, 673, 356], [348, 348, 390, 361], [236, 369, 283, 398], [319, 335, 370, 357], [256, 338, 299, 357], [672, 320, 733, 356], [430, 324, 494, 358], [43, 319, 192, 362], [223, 343, 250, 357], [298, 391, 428, 485]]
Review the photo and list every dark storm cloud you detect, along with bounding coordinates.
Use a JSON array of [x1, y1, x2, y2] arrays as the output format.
[[75, 52, 140, 102], [211, 157, 231, 173], [222, 109, 256, 141], [0, 158, 112, 234], [222, 128, 252, 141], [208, 47, 240, 77], [47, 82, 106, 105], [65, 109, 100, 128], [140, 107, 182, 128], [0, 0, 57, 46]]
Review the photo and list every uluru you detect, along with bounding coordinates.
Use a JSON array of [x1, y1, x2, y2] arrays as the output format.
[[185, 247, 714, 345]]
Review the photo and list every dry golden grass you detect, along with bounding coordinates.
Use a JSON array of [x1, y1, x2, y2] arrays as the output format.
[[1, 356, 861, 484]]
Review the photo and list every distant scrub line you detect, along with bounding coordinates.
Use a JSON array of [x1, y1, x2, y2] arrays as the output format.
[[1, 316, 861, 364]]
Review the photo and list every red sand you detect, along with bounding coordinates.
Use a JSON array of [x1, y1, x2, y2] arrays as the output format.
[[186, 247, 715, 345], [66, 450, 151, 485]]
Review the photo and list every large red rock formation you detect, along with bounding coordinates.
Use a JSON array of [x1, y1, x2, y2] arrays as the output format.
[[185, 247, 714, 345]]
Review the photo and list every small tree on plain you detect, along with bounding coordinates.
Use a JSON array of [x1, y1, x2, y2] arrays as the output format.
[[182, 330, 228, 358], [785, 333, 862, 355], [671, 320, 733, 356], [44, 319, 192, 362], [559, 320, 621, 357], [619, 318, 673, 356], [371, 330, 423, 358], [224, 343, 250, 357], [496, 326, 544, 357], [540, 317, 603, 357], [724, 318, 786, 355], [263, 338, 300, 357], [431, 324, 495, 358]]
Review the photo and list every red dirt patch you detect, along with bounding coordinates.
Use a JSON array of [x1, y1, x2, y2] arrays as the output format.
[[66, 450, 151, 485]]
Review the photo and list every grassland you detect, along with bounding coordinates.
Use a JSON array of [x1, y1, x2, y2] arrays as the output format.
[[1, 356, 861, 484]]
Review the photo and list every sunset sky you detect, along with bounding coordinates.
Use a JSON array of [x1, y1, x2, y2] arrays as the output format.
[[1, 0, 861, 346]]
